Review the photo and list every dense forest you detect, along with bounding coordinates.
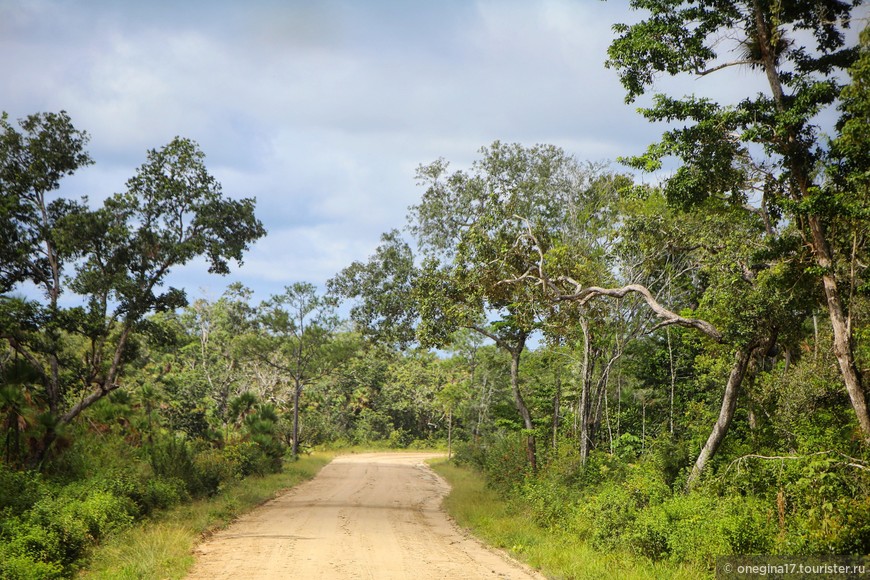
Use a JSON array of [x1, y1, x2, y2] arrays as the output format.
[[2, 1, 870, 577]]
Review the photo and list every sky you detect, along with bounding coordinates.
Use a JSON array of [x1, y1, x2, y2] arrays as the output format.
[[1, 0, 864, 307]]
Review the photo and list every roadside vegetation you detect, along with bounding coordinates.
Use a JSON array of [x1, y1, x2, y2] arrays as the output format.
[[432, 459, 705, 579], [2, 3, 870, 579], [81, 453, 330, 580]]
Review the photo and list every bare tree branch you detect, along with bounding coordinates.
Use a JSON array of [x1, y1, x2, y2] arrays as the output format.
[[696, 59, 758, 76], [724, 451, 870, 474], [553, 282, 723, 342]]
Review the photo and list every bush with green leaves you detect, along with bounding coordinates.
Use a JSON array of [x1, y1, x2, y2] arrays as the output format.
[[0, 546, 64, 580], [388, 427, 411, 448], [452, 440, 488, 471], [0, 482, 136, 578], [132, 476, 188, 514], [223, 440, 271, 477], [481, 432, 533, 493], [0, 464, 45, 517], [577, 480, 637, 549], [148, 436, 238, 497], [517, 476, 578, 530], [191, 447, 238, 496], [781, 456, 870, 555], [244, 403, 286, 472], [351, 407, 393, 444]]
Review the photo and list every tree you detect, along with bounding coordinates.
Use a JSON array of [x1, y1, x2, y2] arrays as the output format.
[[0, 111, 92, 426], [0, 115, 265, 461], [328, 230, 418, 349], [254, 283, 338, 457], [409, 142, 616, 470], [606, 0, 870, 439], [507, 184, 813, 485], [0, 111, 92, 295], [179, 283, 256, 430]]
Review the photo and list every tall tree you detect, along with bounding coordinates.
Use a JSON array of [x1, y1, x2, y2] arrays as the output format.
[[606, 0, 870, 438], [254, 283, 338, 457], [0, 111, 92, 423], [409, 142, 616, 470], [0, 116, 265, 461]]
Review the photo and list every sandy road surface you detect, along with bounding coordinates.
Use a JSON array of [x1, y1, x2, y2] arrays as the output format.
[[187, 452, 543, 579]]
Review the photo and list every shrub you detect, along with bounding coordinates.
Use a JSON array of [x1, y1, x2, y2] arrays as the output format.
[[0, 465, 45, 516], [69, 489, 135, 541], [574, 449, 627, 489], [149, 436, 238, 497], [133, 476, 188, 514], [647, 433, 692, 489], [612, 432, 643, 461], [190, 448, 238, 497], [626, 492, 776, 568], [518, 477, 577, 530], [388, 428, 411, 448], [576, 460, 672, 551], [482, 433, 533, 493], [223, 441, 269, 477], [1, 487, 134, 577], [352, 408, 392, 443], [148, 436, 196, 485], [580, 481, 637, 548], [452, 440, 488, 471], [409, 436, 443, 449], [540, 441, 585, 487], [0, 546, 64, 580]]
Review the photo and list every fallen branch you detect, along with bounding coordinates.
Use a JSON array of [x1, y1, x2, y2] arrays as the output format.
[[723, 450, 870, 476]]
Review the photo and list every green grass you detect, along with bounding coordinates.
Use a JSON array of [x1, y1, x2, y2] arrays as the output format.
[[430, 460, 710, 580], [79, 452, 333, 580]]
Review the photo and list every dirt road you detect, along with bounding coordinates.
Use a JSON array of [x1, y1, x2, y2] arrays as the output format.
[[186, 452, 543, 579]]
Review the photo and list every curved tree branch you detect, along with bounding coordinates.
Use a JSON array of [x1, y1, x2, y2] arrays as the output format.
[[554, 282, 723, 342]]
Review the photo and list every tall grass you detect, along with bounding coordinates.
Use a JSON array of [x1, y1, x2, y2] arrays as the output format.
[[80, 453, 332, 580], [430, 459, 709, 580]]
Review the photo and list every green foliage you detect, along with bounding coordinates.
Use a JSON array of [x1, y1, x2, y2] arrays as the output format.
[[252, 282, 339, 457], [0, 464, 45, 516], [452, 439, 488, 471], [3, 33, 870, 575], [0, 483, 135, 577], [148, 436, 236, 498], [613, 433, 643, 461], [387, 427, 412, 448], [328, 230, 419, 348], [626, 493, 776, 567], [223, 440, 274, 477], [0, 111, 92, 294], [480, 433, 534, 493], [352, 407, 393, 444], [0, 112, 266, 466], [133, 477, 187, 515]]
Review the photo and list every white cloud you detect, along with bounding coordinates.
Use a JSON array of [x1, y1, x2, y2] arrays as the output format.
[[7, 0, 851, 305]]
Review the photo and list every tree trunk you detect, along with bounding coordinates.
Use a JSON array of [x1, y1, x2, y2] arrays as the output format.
[[509, 342, 536, 472], [811, 220, 870, 438], [752, 0, 870, 439], [686, 346, 753, 489], [475, 375, 490, 442], [292, 379, 301, 458], [552, 372, 561, 450], [447, 409, 453, 459], [579, 318, 593, 463]]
